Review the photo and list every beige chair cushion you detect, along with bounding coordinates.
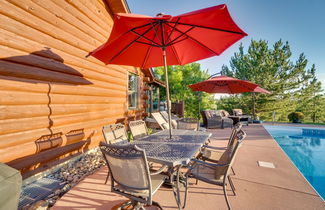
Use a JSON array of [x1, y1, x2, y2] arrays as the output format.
[[233, 109, 243, 116], [205, 111, 211, 118], [171, 119, 178, 129], [215, 110, 223, 117], [220, 110, 229, 117], [210, 110, 217, 118]]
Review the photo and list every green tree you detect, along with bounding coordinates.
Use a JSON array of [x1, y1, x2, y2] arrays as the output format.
[[154, 63, 217, 118], [296, 64, 325, 122], [220, 39, 324, 122]]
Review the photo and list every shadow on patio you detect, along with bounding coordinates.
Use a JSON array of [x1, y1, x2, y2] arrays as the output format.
[[53, 125, 324, 210]]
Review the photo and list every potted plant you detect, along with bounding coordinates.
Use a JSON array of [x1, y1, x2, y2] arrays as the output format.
[[288, 112, 304, 123]]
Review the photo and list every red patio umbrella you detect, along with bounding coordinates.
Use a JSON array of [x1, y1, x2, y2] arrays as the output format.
[[189, 75, 271, 121], [189, 75, 271, 94], [88, 4, 247, 138]]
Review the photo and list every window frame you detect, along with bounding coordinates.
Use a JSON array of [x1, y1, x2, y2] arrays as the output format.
[[128, 72, 140, 110]]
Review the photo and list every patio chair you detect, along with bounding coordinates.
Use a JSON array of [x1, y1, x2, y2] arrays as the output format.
[[102, 124, 128, 144], [201, 110, 233, 129], [102, 124, 129, 184], [199, 124, 244, 176], [160, 110, 182, 121], [99, 142, 167, 210], [185, 130, 246, 210], [151, 112, 170, 130], [129, 120, 149, 139], [160, 111, 178, 129], [200, 123, 242, 162], [157, 111, 198, 130], [111, 123, 128, 142]]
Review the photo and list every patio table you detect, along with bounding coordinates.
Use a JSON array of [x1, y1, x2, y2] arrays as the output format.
[[131, 129, 212, 209], [137, 129, 211, 145], [228, 115, 251, 125]]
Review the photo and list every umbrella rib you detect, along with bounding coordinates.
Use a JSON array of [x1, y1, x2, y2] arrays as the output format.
[[150, 20, 163, 46], [131, 30, 161, 46], [169, 22, 246, 35], [135, 40, 160, 47], [170, 42, 182, 64], [166, 37, 188, 46], [166, 26, 195, 46], [165, 23, 219, 56], [129, 22, 157, 32], [141, 44, 153, 68], [165, 18, 180, 44], [109, 22, 159, 63]]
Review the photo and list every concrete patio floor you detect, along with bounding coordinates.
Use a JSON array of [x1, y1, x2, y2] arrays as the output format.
[[53, 124, 325, 210]]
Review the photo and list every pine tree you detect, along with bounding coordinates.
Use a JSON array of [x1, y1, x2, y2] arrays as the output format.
[[220, 39, 324, 122]]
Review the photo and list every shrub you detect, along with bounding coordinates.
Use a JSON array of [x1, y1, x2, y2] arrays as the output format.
[[288, 112, 304, 123]]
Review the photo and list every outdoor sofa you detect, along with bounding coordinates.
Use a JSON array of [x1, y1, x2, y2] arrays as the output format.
[[201, 110, 233, 129]]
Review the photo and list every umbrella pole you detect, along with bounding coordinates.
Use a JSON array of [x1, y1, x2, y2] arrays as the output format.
[[197, 91, 202, 130], [162, 48, 172, 138], [252, 92, 256, 120]]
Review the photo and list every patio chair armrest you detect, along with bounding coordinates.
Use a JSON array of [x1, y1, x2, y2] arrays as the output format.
[[202, 145, 227, 150], [150, 165, 168, 175], [209, 116, 222, 120], [190, 158, 229, 168]]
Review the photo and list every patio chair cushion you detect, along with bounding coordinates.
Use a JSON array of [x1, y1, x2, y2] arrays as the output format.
[[204, 110, 211, 118], [171, 119, 178, 129], [210, 110, 218, 118], [114, 174, 167, 198], [220, 110, 230, 117], [233, 109, 243, 116], [215, 110, 223, 117]]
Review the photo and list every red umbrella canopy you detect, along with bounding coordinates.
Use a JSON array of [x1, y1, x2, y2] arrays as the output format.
[[189, 75, 271, 94], [89, 4, 247, 68]]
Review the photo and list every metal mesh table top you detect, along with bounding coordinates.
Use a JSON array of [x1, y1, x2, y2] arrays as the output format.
[[138, 129, 211, 145], [130, 130, 211, 166], [133, 142, 202, 166]]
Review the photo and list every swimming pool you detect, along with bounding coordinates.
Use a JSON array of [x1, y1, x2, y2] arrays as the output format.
[[264, 125, 325, 200]]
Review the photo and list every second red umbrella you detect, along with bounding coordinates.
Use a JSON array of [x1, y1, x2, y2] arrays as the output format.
[[189, 75, 271, 94]]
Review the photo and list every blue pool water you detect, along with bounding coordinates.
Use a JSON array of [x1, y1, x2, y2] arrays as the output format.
[[264, 125, 325, 200]]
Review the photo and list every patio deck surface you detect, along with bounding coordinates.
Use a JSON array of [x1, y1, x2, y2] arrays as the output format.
[[53, 124, 324, 210]]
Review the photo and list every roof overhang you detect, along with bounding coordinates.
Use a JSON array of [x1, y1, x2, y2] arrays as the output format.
[[104, 0, 131, 14], [142, 68, 166, 87]]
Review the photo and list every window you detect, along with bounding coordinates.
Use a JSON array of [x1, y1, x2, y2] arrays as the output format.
[[128, 73, 139, 109]]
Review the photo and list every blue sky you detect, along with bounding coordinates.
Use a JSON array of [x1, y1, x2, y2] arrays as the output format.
[[127, 0, 325, 89]]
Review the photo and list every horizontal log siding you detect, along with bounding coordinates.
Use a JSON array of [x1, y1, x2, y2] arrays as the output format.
[[0, 0, 147, 165]]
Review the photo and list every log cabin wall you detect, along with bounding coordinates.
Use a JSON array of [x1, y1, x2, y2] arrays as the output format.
[[0, 0, 148, 176]]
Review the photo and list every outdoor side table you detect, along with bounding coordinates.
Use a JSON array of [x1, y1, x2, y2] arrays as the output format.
[[228, 115, 251, 125]]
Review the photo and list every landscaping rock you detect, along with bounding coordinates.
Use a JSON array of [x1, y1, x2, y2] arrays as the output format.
[[42, 149, 106, 207]]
